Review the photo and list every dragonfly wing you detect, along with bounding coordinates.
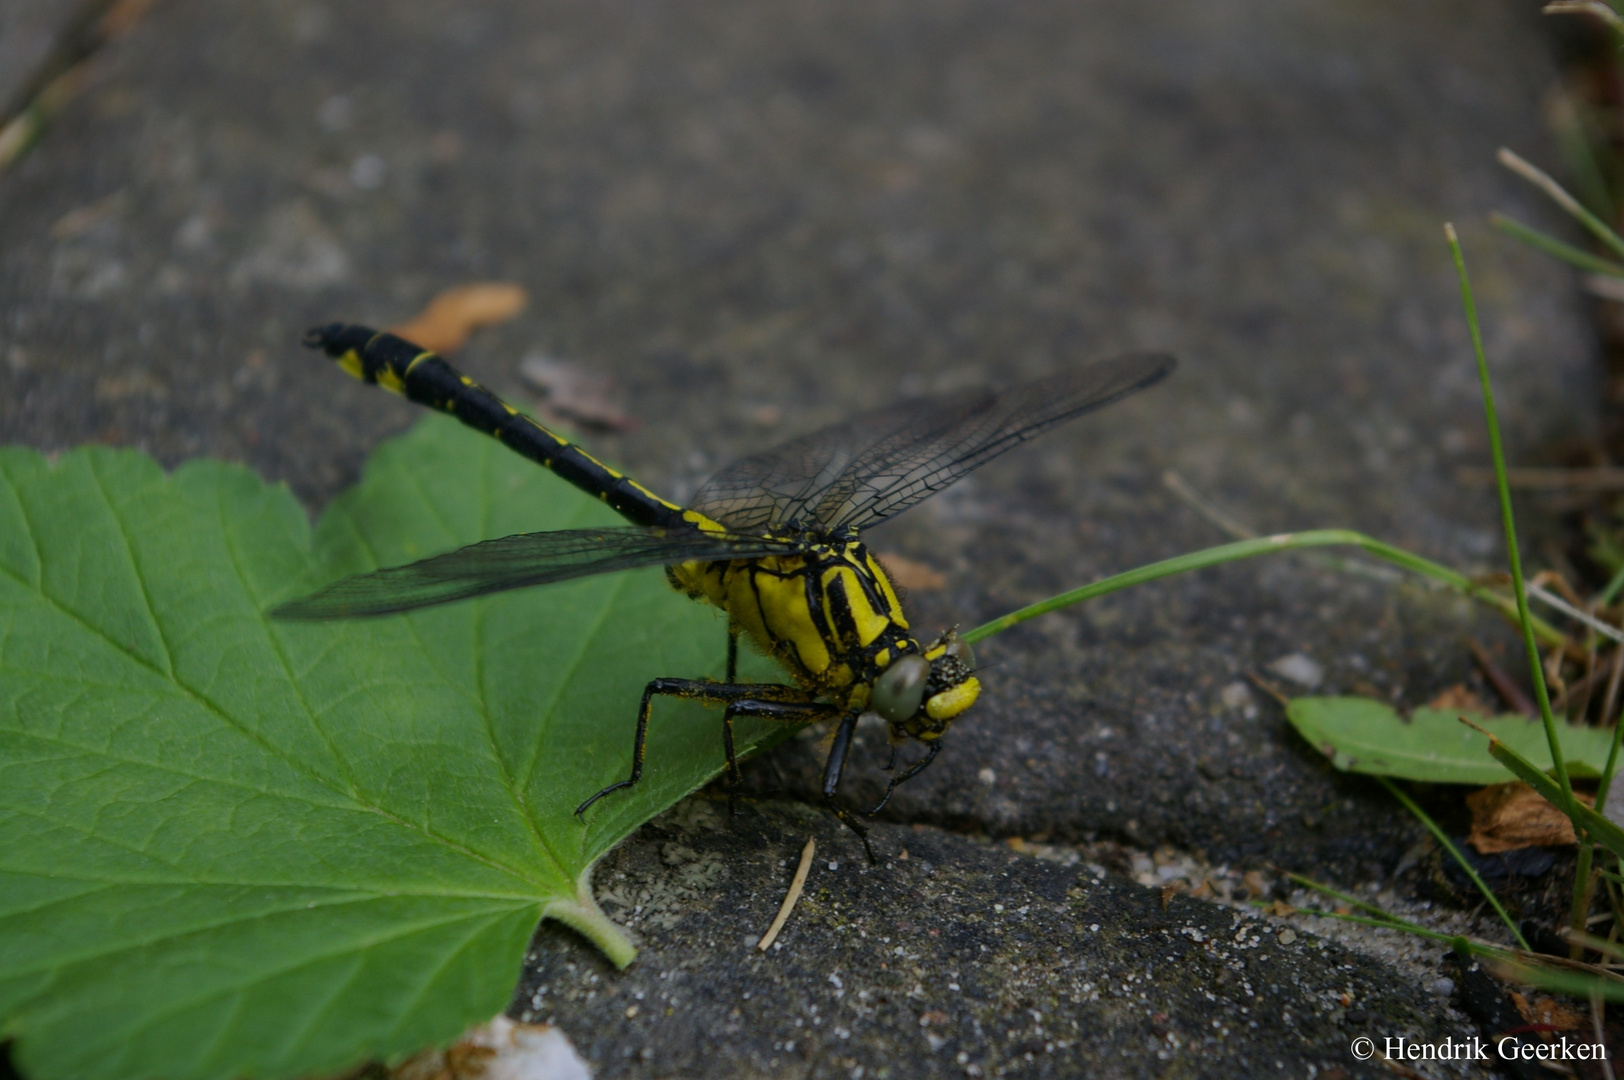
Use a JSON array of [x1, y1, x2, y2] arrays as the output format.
[[689, 388, 992, 532], [824, 352, 1176, 530], [690, 353, 1174, 533], [271, 526, 796, 619]]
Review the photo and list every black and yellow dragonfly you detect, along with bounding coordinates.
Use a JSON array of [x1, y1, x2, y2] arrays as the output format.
[[275, 324, 1174, 856]]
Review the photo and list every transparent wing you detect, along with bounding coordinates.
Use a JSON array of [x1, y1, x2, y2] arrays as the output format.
[[690, 352, 1175, 532], [688, 388, 988, 532], [271, 526, 797, 619]]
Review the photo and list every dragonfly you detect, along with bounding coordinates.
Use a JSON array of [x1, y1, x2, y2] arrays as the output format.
[[275, 323, 1175, 858]]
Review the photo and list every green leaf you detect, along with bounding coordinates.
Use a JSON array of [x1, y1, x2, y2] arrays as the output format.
[[1286, 696, 1620, 784], [0, 416, 786, 1080]]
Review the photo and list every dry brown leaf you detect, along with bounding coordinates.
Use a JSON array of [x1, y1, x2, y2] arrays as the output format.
[[50, 190, 128, 241], [519, 355, 636, 432], [876, 553, 946, 591], [390, 283, 528, 354], [1466, 781, 1590, 854], [1426, 683, 1493, 716], [1511, 991, 1587, 1032], [392, 1015, 591, 1080]]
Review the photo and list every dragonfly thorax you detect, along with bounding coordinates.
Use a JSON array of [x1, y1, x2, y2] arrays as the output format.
[[667, 531, 910, 695], [664, 527, 980, 739]]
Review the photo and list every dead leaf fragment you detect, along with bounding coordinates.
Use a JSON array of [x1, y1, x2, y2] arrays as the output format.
[[1426, 683, 1492, 716], [1510, 991, 1586, 1032], [390, 283, 528, 354], [876, 553, 946, 591], [1466, 781, 1590, 854], [392, 1015, 592, 1080], [519, 355, 636, 432], [51, 189, 128, 240]]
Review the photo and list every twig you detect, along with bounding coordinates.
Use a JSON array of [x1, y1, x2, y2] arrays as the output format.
[[1593, 984, 1616, 1080], [1245, 670, 1291, 708], [1469, 638, 1537, 717], [757, 837, 816, 951], [1161, 470, 1257, 540], [1454, 466, 1624, 490], [1581, 603, 1601, 722], [1552, 649, 1620, 718], [1603, 644, 1624, 729], [1529, 583, 1624, 647]]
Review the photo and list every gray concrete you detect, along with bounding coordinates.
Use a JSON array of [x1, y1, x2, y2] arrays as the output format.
[[516, 799, 1451, 1079], [0, 0, 1599, 1074]]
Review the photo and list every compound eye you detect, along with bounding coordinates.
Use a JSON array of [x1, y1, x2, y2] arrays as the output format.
[[873, 654, 930, 722], [944, 639, 975, 669]]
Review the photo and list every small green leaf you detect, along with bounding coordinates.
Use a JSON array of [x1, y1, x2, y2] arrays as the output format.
[[0, 416, 786, 1080], [1286, 696, 1619, 785]]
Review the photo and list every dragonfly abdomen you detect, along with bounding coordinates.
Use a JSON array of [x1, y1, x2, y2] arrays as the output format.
[[305, 323, 688, 530]]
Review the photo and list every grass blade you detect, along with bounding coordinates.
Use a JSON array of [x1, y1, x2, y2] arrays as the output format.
[[1376, 777, 1528, 948], [964, 529, 1564, 647], [1499, 148, 1624, 265], [1489, 212, 1624, 277], [1446, 223, 1573, 806]]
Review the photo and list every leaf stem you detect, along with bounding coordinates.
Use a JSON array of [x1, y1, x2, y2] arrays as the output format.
[[545, 866, 637, 969]]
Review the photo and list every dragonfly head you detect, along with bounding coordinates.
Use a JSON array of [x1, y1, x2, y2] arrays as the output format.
[[872, 631, 980, 741]]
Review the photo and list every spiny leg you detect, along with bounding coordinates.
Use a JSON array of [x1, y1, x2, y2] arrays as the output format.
[[721, 697, 839, 814], [726, 626, 740, 683], [575, 677, 815, 817], [865, 740, 942, 816], [821, 711, 877, 864]]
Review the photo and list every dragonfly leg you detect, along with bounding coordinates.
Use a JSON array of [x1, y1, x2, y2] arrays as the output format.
[[726, 627, 739, 683], [865, 740, 942, 816], [821, 711, 876, 864], [721, 697, 838, 815], [575, 678, 815, 818]]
